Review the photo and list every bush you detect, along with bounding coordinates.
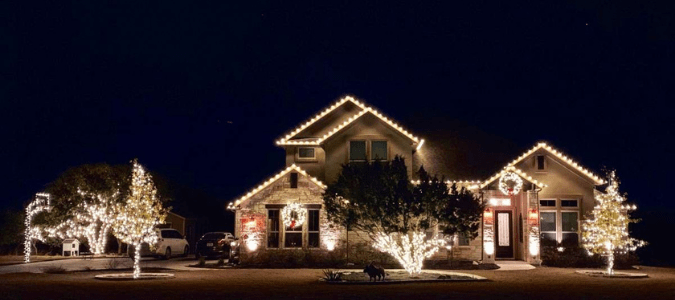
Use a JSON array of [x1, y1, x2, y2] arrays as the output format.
[[541, 245, 640, 269], [322, 269, 343, 281], [42, 266, 67, 274], [198, 256, 206, 267]]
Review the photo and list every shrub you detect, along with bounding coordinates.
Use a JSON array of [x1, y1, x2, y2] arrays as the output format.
[[217, 258, 225, 266], [198, 256, 206, 267], [42, 266, 67, 274], [322, 269, 343, 281], [541, 245, 640, 269]]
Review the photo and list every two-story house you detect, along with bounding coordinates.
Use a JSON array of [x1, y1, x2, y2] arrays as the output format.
[[229, 95, 605, 265]]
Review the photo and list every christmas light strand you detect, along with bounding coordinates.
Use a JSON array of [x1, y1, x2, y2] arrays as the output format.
[[581, 171, 645, 275], [372, 231, 445, 276]]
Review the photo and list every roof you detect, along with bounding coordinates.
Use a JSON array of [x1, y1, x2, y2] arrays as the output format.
[[507, 142, 605, 185], [276, 96, 422, 146], [63, 239, 79, 243], [228, 164, 326, 209], [480, 166, 548, 189]]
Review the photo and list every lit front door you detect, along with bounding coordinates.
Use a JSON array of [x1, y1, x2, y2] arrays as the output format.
[[495, 211, 513, 258]]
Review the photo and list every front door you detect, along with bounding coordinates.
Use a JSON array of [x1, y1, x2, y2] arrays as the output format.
[[495, 211, 513, 258]]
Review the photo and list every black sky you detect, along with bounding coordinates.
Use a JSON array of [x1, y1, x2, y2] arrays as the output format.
[[3, 0, 674, 223]]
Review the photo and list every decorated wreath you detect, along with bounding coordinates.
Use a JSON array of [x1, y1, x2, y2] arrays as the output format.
[[498, 172, 523, 195], [281, 202, 307, 229]]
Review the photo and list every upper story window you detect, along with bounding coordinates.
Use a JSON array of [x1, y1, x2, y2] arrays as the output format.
[[536, 155, 546, 170], [561, 200, 578, 207], [298, 147, 316, 159], [540, 200, 556, 207], [290, 172, 298, 188], [349, 141, 367, 161], [371, 141, 388, 160]]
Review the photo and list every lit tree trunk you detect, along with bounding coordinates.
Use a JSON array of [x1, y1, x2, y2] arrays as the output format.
[[133, 242, 141, 279], [117, 237, 123, 254]]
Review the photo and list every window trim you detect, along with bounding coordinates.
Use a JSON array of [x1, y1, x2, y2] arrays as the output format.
[[348, 140, 368, 162], [535, 155, 547, 172], [308, 209, 320, 249], [297, 147, 317, 160], [267, 209, 280, 249], [539, 197, 581, 244], [370, 140, 389, 161]]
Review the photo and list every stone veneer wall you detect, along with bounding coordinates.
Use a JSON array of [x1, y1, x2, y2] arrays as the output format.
[[236, 172, 347, 259]]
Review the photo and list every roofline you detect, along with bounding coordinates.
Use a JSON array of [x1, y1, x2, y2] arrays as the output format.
[[276, 95, 421, 146], [507, 142, 605, 185], [480, 166, 549, 189], [227, 164, 326, 209]]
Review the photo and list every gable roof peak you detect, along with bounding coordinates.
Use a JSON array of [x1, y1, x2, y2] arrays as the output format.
[[276, 95, 421, 146], [508, 141, 605, 185]]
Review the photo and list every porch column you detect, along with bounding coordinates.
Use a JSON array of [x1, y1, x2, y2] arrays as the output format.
[[526, 190, 542, 265], [482, 207, 495, 264]]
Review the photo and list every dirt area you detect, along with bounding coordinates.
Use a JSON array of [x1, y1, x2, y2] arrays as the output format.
[[0, 266, 673, 299]]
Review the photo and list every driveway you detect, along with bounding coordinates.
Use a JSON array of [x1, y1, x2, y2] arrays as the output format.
[[0, 255, 204, 274]]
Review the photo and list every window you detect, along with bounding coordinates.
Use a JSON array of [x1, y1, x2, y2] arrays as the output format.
[[349, 141, 367, 161], [457, 232, 470, 246], [561, 212, 579, 246], [308, 210, 320, 248], [536, 155, 546, 170], [371, 141, 388, 160], [284, 222, 302, 248], [540, 212, 556, 242], [540, 200, 556, 207], [290, 172, 298, 189], [268, 210, 279, 248], [561, 200, 578, 207], [298, 147, 315, 159]]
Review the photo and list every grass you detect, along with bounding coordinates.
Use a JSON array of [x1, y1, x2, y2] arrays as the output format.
[[41, 266, 68, 274]]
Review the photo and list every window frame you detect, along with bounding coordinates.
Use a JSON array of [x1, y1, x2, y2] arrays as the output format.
[[539, 197, 581, 244], [307, 209, 320, 249], [370, 140, 388, 161], [348, 140, 368, 162], [297, 147, 316, 160], [283, 221, 303, 249], [535, 155, 547, 171], [267, 209, 280, 249]]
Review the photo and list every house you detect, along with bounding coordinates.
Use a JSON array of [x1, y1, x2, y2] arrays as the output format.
[[229, 95, 605, 265]]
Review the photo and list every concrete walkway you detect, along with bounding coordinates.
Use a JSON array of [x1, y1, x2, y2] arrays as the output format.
[[495, 260, 536, 271]]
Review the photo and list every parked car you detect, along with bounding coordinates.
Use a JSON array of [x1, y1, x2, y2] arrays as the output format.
[[127, 228, 189, 259], [195, 232, 235, 259]]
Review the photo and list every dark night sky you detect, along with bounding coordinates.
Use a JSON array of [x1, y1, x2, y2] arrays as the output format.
[[3, 0, 674, 240]]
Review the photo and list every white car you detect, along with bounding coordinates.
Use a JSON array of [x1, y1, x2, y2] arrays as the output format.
[[128, 228, 190, 259]]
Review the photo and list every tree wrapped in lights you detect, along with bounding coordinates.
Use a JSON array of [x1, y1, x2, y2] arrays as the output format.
[[112, 160, 166, 279], [582, 171, 645, 275], [24, 193, 51, 263], [43, 163, 130, 254], [324, 157, 483, 276]]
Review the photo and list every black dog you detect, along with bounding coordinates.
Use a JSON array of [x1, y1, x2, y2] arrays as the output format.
[[363, 262, 386, 281]]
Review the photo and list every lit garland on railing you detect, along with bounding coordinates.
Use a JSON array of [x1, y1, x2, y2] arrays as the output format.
[[24, 193, 51, 263], [582, 171, 645, 275], [112, 160, 166, 279], [371, 231, 445, 276]]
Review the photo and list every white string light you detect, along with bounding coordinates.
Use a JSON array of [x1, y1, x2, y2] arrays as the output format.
[[228, 164, 325, 209], [24, 193, 51, 263], [371, 231, 445, 276], [281, 203, 307, 229], [275, 96, 421, 147], [508, 142, 605, 185], [498, 172, 523, 195], [112, 160, 166, 279], [582, 171, 645, 275]]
